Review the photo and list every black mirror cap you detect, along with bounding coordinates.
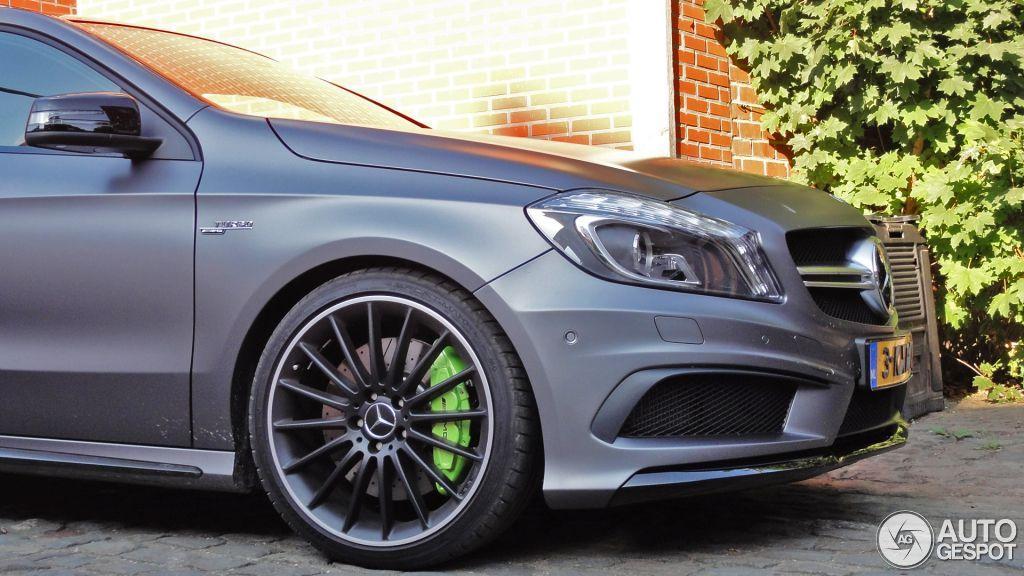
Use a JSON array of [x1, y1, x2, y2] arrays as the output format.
[[25, 92, 162, 159]]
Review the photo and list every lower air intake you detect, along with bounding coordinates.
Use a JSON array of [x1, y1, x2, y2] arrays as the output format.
[[838, 388, 900, 436], [619, 374, 796, 438]]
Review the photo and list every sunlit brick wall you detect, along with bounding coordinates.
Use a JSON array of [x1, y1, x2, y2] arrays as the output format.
[[76, 0, 634, 148], [675, 0, 790, 176], [1, 0, 75, 16]]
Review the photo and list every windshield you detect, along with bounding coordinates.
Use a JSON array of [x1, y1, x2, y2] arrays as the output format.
[[76, 22, 419, 130]]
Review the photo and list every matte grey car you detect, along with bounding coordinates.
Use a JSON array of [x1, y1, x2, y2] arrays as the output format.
[[0, 9, 912, 569]]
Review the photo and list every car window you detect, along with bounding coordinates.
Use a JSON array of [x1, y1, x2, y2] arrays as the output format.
[[0, 33, 120, 148], [76, 23, 419, 130]]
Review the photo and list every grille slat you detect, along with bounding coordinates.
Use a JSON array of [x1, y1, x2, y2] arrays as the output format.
[[619, 374, 796, 438], [787, 228, 890, 325]]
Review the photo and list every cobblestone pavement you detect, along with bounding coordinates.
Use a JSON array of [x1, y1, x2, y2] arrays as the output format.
[[2, 395, 1022, 576]]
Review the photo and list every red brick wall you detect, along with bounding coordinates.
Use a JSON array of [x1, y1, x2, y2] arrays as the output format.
[[675, 0, 789, 177], [1, 0, 75, 16]]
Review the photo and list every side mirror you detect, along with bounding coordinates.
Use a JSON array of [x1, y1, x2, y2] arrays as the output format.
[[25, 92, 162, 159]]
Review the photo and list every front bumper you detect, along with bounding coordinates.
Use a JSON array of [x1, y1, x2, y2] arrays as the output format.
[[611, 423, 906, 506], [475, 249, 907, 509]]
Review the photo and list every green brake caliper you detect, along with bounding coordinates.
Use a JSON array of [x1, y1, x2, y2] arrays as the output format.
[[428, 346, 471, 495]]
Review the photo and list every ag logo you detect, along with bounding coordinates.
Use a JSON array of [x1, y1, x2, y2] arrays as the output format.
[[878, 511, 934, 568]]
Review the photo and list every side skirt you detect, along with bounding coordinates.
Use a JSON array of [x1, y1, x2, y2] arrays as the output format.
[[0, 435, 241, 491]]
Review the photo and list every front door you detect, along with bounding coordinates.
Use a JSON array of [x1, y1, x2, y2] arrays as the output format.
[[0, 31, 199, 446]]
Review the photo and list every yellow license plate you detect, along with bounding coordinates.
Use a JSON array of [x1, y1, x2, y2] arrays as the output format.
[[868, 334, 913, 390]]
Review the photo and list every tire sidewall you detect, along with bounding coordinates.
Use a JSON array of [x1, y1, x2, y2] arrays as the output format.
[[248, 271, 521, 564]]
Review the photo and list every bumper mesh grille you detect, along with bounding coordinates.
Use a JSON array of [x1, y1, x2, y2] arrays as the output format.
[[838, 388, 899, 436], [620, 374, 796, 438]]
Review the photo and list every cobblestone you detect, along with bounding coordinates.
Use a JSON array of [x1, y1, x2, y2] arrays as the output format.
[[1, 396, 1022, 575]]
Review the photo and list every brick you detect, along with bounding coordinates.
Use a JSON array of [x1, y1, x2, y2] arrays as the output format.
[[685, 98, 709, 114], [700, 146, 725, 161], [741, 158, 767, 174], [471, 83, 508, 98], [678, 80, 697, 95], [454, 100, 489, 114], [679, 141, 701, 158], [695, 22, 718, 39], [708, 102, 730, 117], [697, 84, 721, 100], [614, 114, 632, 128], [708, 71, 730, 87], [698, 115, 722, 131], [491, 96, 527, 110], [571, 118, 610, 132], [491, 125, 529, 138], [531, 121, 568, 136], [687, 127, 711, 144], [766, 161, 790, 178], [554, 135, 590, 145], [530, 91, 568, 106], [591, 100, 628, 114], [472, 112, 508, 128], [684, 66, 709, 83], [709, 131, 731, 147], [696, 53, 721, 71], [679, 142, 704, 158], [510, 109, 546, 124], [510, 79, 547, 93], [550, 105, 587, 119], [683, 34, 706, 52], [591, 130, 631, 145], [679, 112, 700, 127], [681, 3, 705, 20]]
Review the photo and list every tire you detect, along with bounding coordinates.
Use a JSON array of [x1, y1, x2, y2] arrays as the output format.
[[248, 267, 540, 569]]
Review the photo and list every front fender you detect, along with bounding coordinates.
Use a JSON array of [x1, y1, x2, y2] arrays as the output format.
[[187, 109, 551, 449]]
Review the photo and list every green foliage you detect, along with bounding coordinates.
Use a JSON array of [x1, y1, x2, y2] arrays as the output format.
[[707, 0, 1024, 395]]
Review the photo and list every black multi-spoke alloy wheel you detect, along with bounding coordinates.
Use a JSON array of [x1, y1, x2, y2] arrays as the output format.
[[250, 268, 540, 569]]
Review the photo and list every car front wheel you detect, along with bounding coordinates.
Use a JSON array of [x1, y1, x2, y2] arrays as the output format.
[[249, 267, 540, 569]]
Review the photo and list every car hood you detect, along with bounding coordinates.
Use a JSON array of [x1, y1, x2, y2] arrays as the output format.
[[269, 119, 784, 201]]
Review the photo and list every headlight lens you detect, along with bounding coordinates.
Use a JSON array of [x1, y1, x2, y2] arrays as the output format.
[[526, 190, 784, 302]]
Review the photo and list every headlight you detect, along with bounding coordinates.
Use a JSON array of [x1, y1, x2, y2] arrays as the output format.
[[526, 190, 784, 302]]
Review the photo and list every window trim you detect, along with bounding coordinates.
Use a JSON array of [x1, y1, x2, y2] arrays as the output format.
[[0, 24, 202, 161]]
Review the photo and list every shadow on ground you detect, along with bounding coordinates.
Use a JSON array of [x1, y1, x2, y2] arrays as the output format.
[[0, 472, 879, 567]]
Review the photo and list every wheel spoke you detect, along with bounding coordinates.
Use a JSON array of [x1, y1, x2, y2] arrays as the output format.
[[405, 366, 476, 408], [392, 453, 428, 528], [273, 416, 349, 431], [401, 445, 462, 501], [282, 433, 351, 474], [406, 428, 483, 462], [299, 342, 359, 397], [407, 409, 487, 423], [342, 456, 376, 533], [377, 457, 395, 539], [385, 307, 416, 391], [366, 302, 387, 386], [308, 449, 360, 509], [394, 330, 450, 397], [329, 315, 371, 389], [278, 379, 349, 412]]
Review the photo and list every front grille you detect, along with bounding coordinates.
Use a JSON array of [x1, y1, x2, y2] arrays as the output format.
[[787, 227, 889, 325], [884, 243, 924, 321], [838, 388, 899, 436], [788, 228, 867, 267], [620, 374, 796, 438], [809, 288, 884, 325]]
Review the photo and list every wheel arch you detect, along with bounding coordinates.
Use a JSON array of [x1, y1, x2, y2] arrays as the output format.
[[227, 249, 544, 489]]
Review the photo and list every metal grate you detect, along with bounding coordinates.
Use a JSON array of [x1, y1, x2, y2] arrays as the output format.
[[838, 388, 899, 436], [809, 288, 885, 325], [884, 244, 924, 321], [619, 374, 796, 438], [787, 228, 867, 267]]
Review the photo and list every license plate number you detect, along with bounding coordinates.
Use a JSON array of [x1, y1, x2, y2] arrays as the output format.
[[868, 334, 913, 390]]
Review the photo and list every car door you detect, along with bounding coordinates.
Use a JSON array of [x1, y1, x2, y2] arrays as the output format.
[[0, 31, 200, 446]]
